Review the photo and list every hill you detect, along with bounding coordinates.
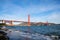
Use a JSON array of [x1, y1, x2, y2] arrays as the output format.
[[18, 22, 55, 26]]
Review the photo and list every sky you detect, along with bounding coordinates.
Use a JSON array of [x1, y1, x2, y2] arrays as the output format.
[[0, 0, 60, 24]]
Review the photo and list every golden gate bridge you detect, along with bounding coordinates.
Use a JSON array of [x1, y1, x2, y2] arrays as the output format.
[[0, 14, 48, 26], [0, 15, 31, 26]]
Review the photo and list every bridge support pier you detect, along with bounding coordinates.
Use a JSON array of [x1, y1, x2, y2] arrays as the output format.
[[10, 20, 13, 26]]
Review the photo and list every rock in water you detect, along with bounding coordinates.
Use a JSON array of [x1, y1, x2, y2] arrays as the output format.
[[0, 31, 9, 40]]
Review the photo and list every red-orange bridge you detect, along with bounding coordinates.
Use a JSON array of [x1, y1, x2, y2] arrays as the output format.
[[0, 15, 30, 26], [0, 20, 24, 25]]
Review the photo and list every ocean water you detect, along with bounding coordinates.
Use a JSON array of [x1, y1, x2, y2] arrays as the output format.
[[6, 26, 60, 34], [5, 25, 60, 40]]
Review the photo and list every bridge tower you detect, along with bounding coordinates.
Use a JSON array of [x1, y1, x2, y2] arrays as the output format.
[[28, 14, 30, 26], [1, 20, 3, 23], [10, 20, 13, 26], [1, 20, 5, 23]]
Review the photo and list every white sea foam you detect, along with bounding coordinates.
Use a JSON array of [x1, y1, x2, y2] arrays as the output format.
[[6, 29, 53, 40]]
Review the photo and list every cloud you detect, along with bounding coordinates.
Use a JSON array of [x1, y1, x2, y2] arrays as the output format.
[[47, 14, 60, 20], [30, 11, 60, 24], [47, 12, 60, 24]]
